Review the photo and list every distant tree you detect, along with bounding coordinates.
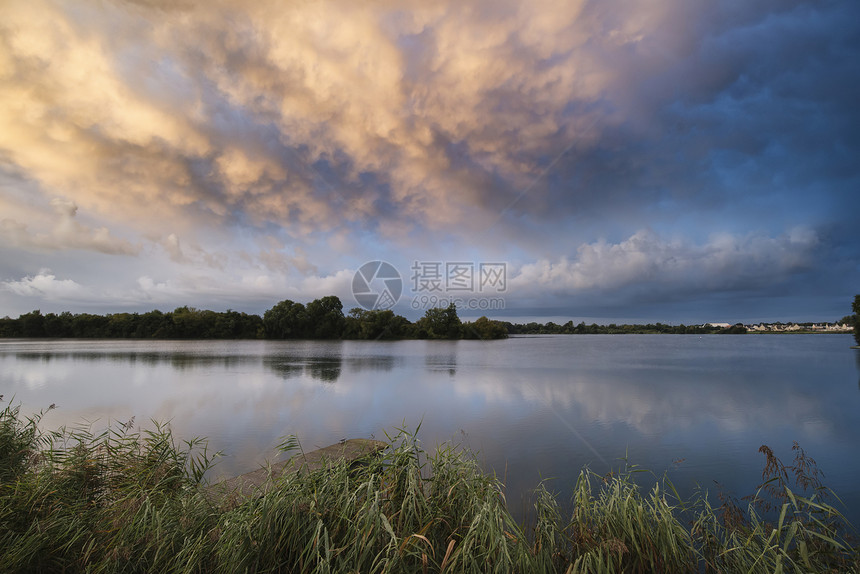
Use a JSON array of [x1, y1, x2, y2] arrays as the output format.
[[212, 310, 264, 339], [853, 295, 860, 346], [19, 310, 46, 338], [170, 307, 215, 338], [263, 300, 310, 339], [0, 316, 20, 337], [462, 316, 508, 339], [106, 313, 137, 338], [719, 323, 748, 335], [0, 307, 265, 340], [305, 296, 346, 339], [415, 304, 463, 339], [344, 308, 411, 340], [68, 313, 110, 338], [137, 310, 170, 338], [43, 312, 73, 338]]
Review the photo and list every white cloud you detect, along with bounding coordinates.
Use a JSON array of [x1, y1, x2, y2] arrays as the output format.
[[130, 266, 354, 307], [298, 269, 353, 300], [1, 271, 89, 300]]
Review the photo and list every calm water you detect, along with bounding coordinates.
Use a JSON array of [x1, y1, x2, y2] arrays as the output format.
[[3, 335, 859, 521]]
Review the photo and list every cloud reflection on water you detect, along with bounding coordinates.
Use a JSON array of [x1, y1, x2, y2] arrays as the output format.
[[1, 336, 858, 521]]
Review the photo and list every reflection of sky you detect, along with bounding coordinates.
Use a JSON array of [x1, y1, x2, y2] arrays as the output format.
[[2, 336, 859, 523]]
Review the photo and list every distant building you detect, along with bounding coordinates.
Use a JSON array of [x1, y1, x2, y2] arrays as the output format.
[[739, 322, 852, 333], [703, 322, 731, 329]]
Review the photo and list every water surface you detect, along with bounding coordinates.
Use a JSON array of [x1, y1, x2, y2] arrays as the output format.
[[3, 335, 858, 522]]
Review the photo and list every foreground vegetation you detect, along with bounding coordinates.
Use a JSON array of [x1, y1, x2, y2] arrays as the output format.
[[1, 399, 857, 573]]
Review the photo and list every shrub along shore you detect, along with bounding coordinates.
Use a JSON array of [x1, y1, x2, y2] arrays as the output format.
[[1, 398, 857, 573]]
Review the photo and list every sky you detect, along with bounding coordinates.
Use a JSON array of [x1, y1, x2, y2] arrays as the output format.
[[0, 0, 858, 324]]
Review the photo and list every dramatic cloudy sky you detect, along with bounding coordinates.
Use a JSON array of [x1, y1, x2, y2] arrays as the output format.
[[1, 0, 858, 323]]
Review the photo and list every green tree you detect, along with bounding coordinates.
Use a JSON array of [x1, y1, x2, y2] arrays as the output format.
[[263, 300, 309, 339], [0, 316, 20, 337], [18, 311, 46, 338], [137, 310, 171, 338], [42, 312, 73, 337], [463, 316, 508, 339], [415, 304, 463, 339], [719, 323, 748, 335], [171, 307, 215, 338], [853, 294, 860, 346], [107, 313, 138, 338], [343, 309, 411, 340], [69, 313, 110, 337], [305, 296, 346, 339], [213, 310, 264, 339]]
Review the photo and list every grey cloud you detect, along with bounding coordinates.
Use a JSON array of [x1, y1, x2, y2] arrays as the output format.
[[527, 1, 860, 233], [511, 228, 820, 296], [161, 234, 188, 263], [0, 199, 140, 256]]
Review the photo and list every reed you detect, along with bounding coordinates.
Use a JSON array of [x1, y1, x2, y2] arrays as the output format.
[[1, 398, 857, 573]]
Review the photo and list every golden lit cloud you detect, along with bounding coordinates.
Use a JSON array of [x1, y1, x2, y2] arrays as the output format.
[[0, 0, 856, 318], [0, 0, 636, 237]]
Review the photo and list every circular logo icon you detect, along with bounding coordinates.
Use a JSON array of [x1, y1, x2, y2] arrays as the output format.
[[352, 261, 402, 310]]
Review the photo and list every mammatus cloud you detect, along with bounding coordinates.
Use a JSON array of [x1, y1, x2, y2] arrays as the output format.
[[2, 0, 854, 240], [0, 0, 856, 318]]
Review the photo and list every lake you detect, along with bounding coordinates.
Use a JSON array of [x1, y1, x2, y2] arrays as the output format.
[[3, 335, 859, 523]]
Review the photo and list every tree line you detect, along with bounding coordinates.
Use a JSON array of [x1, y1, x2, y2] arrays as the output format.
[[0, 308, 264, 340], [0, 297, 508, 341], [259, 297, 507, 340], [503, 321, 747, 335], [3, 294, 858, 342]]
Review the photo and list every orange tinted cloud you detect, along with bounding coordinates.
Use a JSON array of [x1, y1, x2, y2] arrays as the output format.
[[0, 0, 638, 239]]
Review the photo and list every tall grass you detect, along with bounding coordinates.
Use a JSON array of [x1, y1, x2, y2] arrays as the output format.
[[1, 397, 857, 572]]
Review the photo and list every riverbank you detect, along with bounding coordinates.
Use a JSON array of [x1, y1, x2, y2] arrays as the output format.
[[1, 400, 857, 573]]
